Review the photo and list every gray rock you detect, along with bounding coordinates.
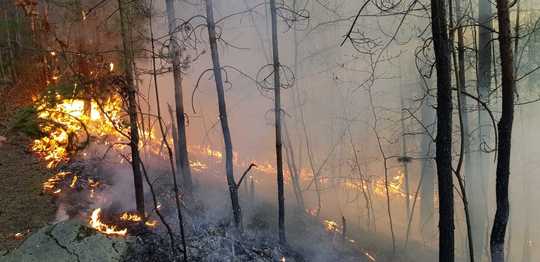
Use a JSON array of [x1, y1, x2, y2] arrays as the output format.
[[1, 220, 131, 262]]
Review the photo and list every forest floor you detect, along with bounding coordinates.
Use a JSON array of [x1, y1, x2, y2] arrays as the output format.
[[0, 130, 56, 251]]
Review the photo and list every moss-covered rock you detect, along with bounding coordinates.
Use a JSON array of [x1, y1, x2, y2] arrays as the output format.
[[1, 220, 131, 262]]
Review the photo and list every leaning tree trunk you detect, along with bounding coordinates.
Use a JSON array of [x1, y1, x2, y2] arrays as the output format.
[[118, 0, 144, 215], [205, 0, 242, 231], [430, 0, 454, 260], [269, 0, 286, 244], [490, 0, 515, 260], [165, 0, 193, 194]]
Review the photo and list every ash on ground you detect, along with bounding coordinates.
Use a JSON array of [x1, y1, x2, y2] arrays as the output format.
[[124, 222, 304, 262]]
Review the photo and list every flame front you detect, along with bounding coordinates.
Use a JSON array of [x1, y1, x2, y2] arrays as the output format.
[[31, 94, 126, 169], [119, 212, 143, 222], [42, 171, 71, 194], [89, 208, 127, 236]]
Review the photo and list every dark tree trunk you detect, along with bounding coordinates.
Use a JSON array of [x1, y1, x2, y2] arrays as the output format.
[[165, 0, 193, 194], [205, 0, 242, 231], [118, 0, 144, 215], [430, 0, 454, 260], [490, 0, 515, 260], [269, 0, 286, 244]]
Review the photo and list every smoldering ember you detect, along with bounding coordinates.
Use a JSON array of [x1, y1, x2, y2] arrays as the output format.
[[0, 0, 538, 261]]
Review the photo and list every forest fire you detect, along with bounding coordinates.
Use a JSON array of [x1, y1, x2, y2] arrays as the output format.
[[120, 212, 143, 222], [89, 209, 159, 237], [42, 171, 72, 194], [343, 170, 413, 200], [89, 208, 128, 237], [31, 94, 126, 168], [323, 219, 340, 233], [372, 171, 407, 198], [3, 0, 537, 260], [120, 212, 159, 228], [189, 160, 208, 171], [29, 90, 415, 245]]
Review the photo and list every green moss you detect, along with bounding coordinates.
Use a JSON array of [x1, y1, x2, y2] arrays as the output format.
[[76, 226, 96, 242]]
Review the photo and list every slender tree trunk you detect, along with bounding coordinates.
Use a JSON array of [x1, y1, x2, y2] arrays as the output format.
[[118, 0, 144, 215], [205, 0, 242, 231], [419, 91, 435, 237], [430, 0, 454, 259], [168, 104, 182, 179], [284, 120, 305, 211], [473, 0, 493, 259], [269, 0, 286, 244], [451, 0, 475, 260], [348, 128, 375, 231], [149, 13, 188, 257], [399, 85, 411, 221], [165, 0, 193, 194], [490, 0, 515, 260]]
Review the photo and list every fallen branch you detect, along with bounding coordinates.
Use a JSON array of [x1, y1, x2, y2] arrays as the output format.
[[236, 163, 257, 188]]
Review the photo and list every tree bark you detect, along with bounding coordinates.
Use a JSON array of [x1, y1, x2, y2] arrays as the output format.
[[430, 0, 454, 259], [490, 0, 515, 260], [118, 0, 144, 215], [205, 0, 242, 231], [165, 0, 193, 194], [269, 0, 286, 244]]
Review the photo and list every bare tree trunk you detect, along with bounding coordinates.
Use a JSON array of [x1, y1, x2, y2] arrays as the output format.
[[419, 91, 435, 237], [399, 85, 411, 221], [149, 13, 187, 257], [450, 0, 475, 260], [165, 0, 193, 194], [118, 0, 144, 215], [284, 120, 305, 211], [205, 0, 242, 231], [341, 216, 347, 243], [430, 0, 454, 259], [348, 128, 375, 231], [473, 0, 493, 259], [168, 104, 181, 178], [490, 0, 515, 260], [269, 0, 286, 244]]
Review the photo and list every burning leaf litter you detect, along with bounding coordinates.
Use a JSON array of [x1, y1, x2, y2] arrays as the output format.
[[89, 208, 128, 237]]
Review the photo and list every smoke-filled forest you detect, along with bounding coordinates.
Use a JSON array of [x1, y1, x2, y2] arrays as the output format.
[[0, 0, 539, 261]]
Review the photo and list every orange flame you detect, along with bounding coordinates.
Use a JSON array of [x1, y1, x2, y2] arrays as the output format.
[[31, 94, 126, 168], [119, 212, 142, 222], [89, 208, 127, 236], [42, 171, 70, 194], [323, 219, 340, 233]]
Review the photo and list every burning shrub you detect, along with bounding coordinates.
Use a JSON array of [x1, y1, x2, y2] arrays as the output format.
[[29, 90, 127, 168]]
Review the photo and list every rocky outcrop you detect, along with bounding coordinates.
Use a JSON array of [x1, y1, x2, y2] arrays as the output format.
[[1, 220, 130, 262]]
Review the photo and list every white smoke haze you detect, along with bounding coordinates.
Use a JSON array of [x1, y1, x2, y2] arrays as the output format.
[[39, 0, 540, 261]]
